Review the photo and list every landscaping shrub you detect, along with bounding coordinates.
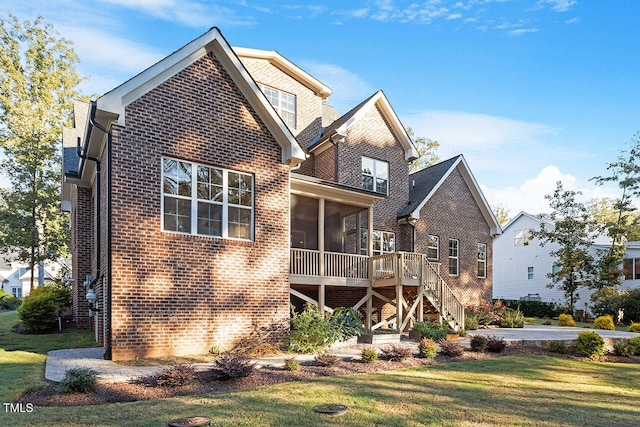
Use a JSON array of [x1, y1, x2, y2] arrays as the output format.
[[288, 303, 333, 353], [288, 304, 363, 353], [575, 331, 605, 358], [465, 300, 506, 326], [155, 363, 196, 387], [439, 340, 464, 357], [58, 368, 97, 393], [469, 335, 488, 352], [628, 336, 640, 355], [614, 341, 634, 357], [500, 308, 525, 328], [620, 288, 640, 324], [593, 315, 615, 330], [486, 336, 507, 353], [17, 283, 71, 332], [542, 319, 552, 325], [0, 293, 21, 310], [315, 352, 340, 367], [211, 355, 255, 380], [548, 341, 567, 354], [558, 313, 576, 327], [627, 322, 640, 333], [284, 358, 299, 371], [381, 344, 412, 361], [411, 321, 448, 341], [465, 315, 479, 330], [501, 299, 561, 318], [418, 338, 437, 359], [360, 347, 378, 364]]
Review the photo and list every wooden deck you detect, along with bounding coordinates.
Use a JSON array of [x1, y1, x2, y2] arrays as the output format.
[[289, 249, 465, 332]]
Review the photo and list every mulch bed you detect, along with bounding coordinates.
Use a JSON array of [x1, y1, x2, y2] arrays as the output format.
[[19, 345, 640, 407]]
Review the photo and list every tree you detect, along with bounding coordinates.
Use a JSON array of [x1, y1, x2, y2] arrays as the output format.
[[591, 133, 640, 289], [406, 127, 440, 173], [0, 15, 80, 290], [492, 205, 511, 227], [532, 182, 596, 312]]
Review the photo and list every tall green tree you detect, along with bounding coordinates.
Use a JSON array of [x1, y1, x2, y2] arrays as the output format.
[[591, 132, 640, 289], [407, 127, 440, 173], [533, 182, 596, 312], [491, 204, 511, 228], [0, 15, 80, 290]]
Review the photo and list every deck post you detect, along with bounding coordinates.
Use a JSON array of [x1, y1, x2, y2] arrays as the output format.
[[366, 288, 372, 330], [396, 284, 403, 332], [318, 198, 325, 277], [319, 284, 325, 317]]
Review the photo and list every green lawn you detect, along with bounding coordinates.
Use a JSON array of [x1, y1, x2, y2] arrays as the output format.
[[1, 310, 639, 426], [0, 310, 96, 402]]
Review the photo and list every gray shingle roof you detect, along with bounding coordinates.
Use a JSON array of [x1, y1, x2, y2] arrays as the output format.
[[397, 155, 462, 219], [63, 146, 80, 176]]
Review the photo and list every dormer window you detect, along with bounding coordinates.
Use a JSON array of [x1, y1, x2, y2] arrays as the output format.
[[362, 157, 388, 195], [258, 84, 296, 129]]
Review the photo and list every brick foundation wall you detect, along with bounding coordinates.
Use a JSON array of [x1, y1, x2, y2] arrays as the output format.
[[106, 52, 291, 360], [414, 167, 493, 306]]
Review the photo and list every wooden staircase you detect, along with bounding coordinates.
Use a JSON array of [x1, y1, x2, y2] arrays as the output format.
[[420, 256, 465, 331]]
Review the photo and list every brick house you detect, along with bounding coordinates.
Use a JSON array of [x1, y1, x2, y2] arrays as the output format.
[[62, 27, 501, 360]]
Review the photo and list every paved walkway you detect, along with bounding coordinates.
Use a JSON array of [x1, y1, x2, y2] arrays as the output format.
[[45, 324, 639, 383]]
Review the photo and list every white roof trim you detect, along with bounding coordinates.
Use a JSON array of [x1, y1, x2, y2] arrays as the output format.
[[410, 156, 502, 236], [234, 47, 333, 100], [92, 27, 305, 167], [501, 211, 554, 232], [338, 91, 418, 161]]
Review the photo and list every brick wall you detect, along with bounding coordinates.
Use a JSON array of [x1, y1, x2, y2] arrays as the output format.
[[413, 166, 493, 306], [105, 52, 291, 360], [239, 57, 324, 148], [71, 186, 92, 328]]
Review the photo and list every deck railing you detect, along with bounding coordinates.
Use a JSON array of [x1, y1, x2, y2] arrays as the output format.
[[290, 248, 368, 279]]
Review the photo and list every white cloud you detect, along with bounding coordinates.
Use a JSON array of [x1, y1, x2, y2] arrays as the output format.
[[298, 61, 374, 113], [97, 0, 255, 27], [509, 28, 539, 36], [565, 17, 580, 24], [533, 0, 578, 12], [402, 110, 558, 152]]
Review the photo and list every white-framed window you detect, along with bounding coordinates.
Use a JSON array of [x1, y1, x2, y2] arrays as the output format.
[[552, 265, 561, 282], [361, 157, 389, 195], [12, 267, 26, 279], [527, 266, 534, 280], [258, 84, 296, 129], [427, 235, 439, 260], [162, 157, 254, 240], [623, 258, 640, 280], [448, 239, 459, 276], [477, 243, 487, 278], [514, 228, 533, 246], [11, 287, 22, 298], [359, 230, 395, 255]]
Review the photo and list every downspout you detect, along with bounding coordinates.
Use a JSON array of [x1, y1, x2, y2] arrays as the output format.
[[86, 100, 113, 360]]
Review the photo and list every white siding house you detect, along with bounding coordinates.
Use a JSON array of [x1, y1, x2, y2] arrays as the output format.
[[493, 212, 593, 311]]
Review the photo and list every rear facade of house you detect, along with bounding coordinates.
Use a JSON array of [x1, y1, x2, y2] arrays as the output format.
[[62, 28, 500, 360]]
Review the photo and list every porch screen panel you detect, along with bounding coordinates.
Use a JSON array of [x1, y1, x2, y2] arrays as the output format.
[[290, 195, 318, 250]]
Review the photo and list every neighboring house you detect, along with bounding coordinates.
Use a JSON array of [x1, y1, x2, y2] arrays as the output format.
[[493, 211, 640, 313], [0, 257, 67, 298], [61, 27, 501, 360]]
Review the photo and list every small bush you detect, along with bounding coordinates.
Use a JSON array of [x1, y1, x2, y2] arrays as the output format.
[[469, 335, 488, 352], [500, 308, 525, 328], [0, 293, 21, 310], [439, 340, 465, 357], [558, 314, 576, 327], [381, 344, 413, 361], [486, 336, 507, 353], [315, 352, 340, 367], [465, 315, 479, 331], [155, 363, 196, 387], [211, 355, 255, 380], [58, 368, 97, 393], [412, 321, 448, 341], [627, 322, 640, 333], [418, 338, 438, 359], [593, 315, 615, 330], [575, 331, 605, 358], [360, 347, 378, 364], [542, 319, 552, 325], [548, 341, 567, 354], [284, 358, 299, 371], [525, 317, 536, 324], [288, 303, 333, 353], [614, 341, 634, 357], [17, 283, 71, 332], [627, 336, 640, 355]]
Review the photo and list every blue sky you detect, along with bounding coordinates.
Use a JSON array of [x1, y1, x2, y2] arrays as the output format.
[[4, 0, 639, 217]]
